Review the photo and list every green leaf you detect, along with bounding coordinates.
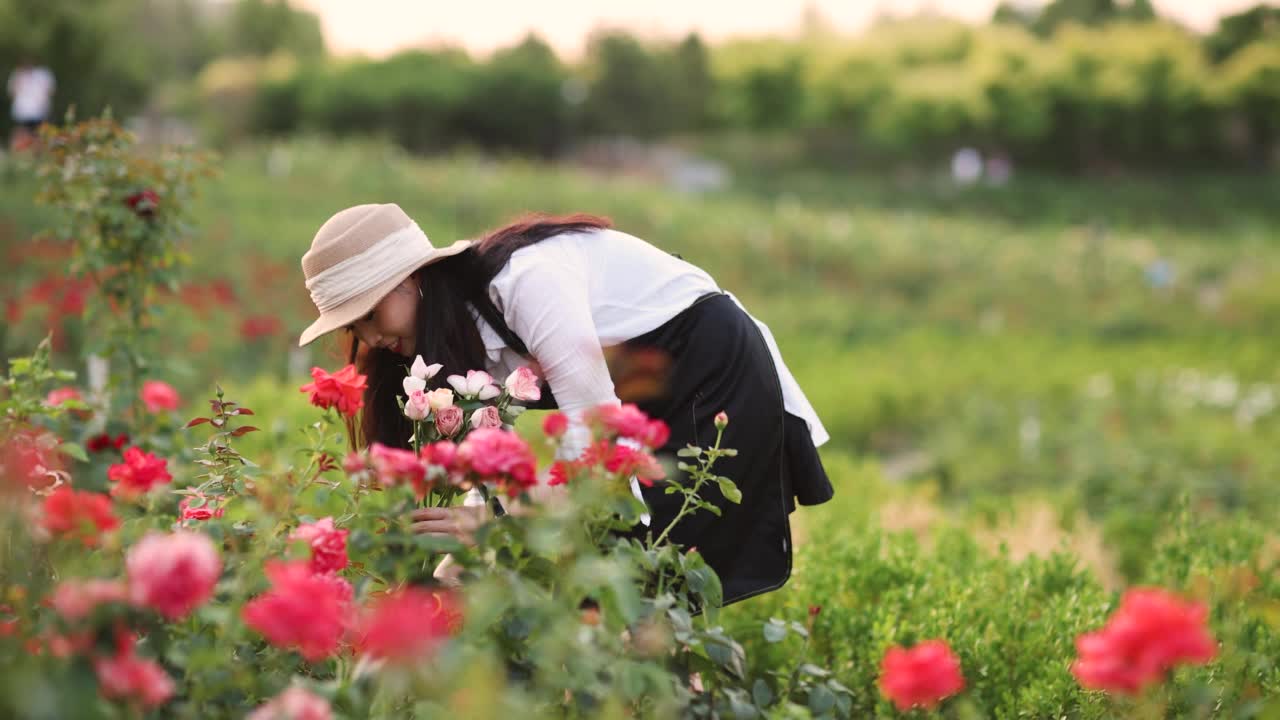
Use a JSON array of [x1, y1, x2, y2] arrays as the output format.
[[808, 685, 836, 715], [799, 663, 830, 679], [752, 678, 774, 707], [58, 442, 89, 463], [763, 618, 788, 643], [717, 477, 743, 504]]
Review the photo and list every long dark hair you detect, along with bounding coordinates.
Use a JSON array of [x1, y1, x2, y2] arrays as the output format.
[[348, 212, 613, 448]]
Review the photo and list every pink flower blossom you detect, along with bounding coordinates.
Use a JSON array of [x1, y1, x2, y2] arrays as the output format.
[[403, 390, 431, 421], [714, 411, 729, 430], [434, 405, 464, 437], [879, 639, 965, 711], [455, 428, 537, 497], [447, 370, 500, 400], [290, 517, 349, 575], [368, 443, 426, 489], [126, 531, 221, 620], [94, 633, 174, 709], [50, 579, 127, 621], [247, 685, 333, 720], [469, 405, 502, 430], [1072, 587, 1217, 694], [242, 561, 353, 662], [140, 380, 181, 413], [342, 451, 366, 474], [504, 367, 541, 402]]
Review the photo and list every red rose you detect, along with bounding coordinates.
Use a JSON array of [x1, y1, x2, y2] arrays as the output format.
[[353, 588, 460, 664], [1072, 587, 1217, 694], [123, 189, 160, 217], [93, 633, 174, 708], [140, 380, 180, 413], [878, 639, 965, 712], [44, 387, 90, 419], [239, 315, 282, 341], [542, 411, 569, 439], [1, 427, 65, 493], [126, 531, 221, 620], [242, 561, 353, 662], [299, 365, 367, 418], [455, 428, 538, 497], [290, 517, 349, 575], [107, 447, 172, 499], [604, 444, 665, 486], [40, 487, 119, 546]]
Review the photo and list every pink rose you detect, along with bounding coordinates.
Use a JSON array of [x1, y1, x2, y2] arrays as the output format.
[[353, 588, 460, 664], [504, 367, 542, 402], [178, 493, 224, 522], [469, 405, 502, 430], [342, 451, 366, 474], [94, 633, 174, 709], [434, 405, 464, 437], [369, 443, 426, 490], [247, 685, 333, 720], [403, 390, 430, 421], [140, 380, 180, 413], [455, 428, 538, 497], [447, 370, 500, 400], [542, 412, 569, 438], [51, 579, 127, 621], [125, 531, 221, 620], [290, 517, 349, 575]]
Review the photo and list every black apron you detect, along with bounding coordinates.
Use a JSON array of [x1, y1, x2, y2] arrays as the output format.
[[476, 292, 833, 605]]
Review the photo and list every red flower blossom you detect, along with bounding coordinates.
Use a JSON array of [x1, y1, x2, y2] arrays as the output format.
[[1072, 587, 1217, 695], [87, 433, 130, 453], [353, 588, 460, 664], [93, 633, 174, 709], [290, 517, 349, 575], [140, 380, 180, 413], [123, 189, 159, 217], [542, 411, 569, 439], [40, 487, 119, 546], [455, 428, 538, 497], [242, 561, 353, 662], [126, 531, 221, 620], [878, 639, 965, 712], [240, 315, 283, 341], [604, 444, 666, 486], [107, 447, 172, 499], [300, 365, 367, 418], [50, 579, 128, 621]]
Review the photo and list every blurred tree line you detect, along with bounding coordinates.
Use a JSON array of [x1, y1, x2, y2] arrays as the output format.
[[3, 0, 1279, 171]]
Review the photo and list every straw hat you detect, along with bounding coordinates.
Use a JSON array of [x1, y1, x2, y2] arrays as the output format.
[[297, 203, 471, 347]]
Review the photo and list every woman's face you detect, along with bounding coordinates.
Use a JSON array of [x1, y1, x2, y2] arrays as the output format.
[[348, 277, 418, 357]]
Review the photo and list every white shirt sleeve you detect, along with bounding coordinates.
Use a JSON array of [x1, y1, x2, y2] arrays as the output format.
[[491, 242, 619, 459]]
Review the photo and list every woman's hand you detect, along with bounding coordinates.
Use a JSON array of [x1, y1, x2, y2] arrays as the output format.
[[410, 505, 487, 545]]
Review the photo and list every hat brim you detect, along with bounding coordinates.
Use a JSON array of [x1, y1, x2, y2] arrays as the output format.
[[297, 238, 473, 347]]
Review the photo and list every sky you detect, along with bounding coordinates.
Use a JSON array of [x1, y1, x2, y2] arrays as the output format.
[[292, 0, 1268, 58]]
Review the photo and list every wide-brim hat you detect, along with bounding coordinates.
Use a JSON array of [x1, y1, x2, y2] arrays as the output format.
[[298, 203, 471, 347]]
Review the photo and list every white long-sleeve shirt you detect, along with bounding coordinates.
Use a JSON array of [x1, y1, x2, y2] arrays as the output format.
[[471, 228, 829, 460]]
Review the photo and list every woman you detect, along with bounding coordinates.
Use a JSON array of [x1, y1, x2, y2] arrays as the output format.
[[297, 203, 832, 605]]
